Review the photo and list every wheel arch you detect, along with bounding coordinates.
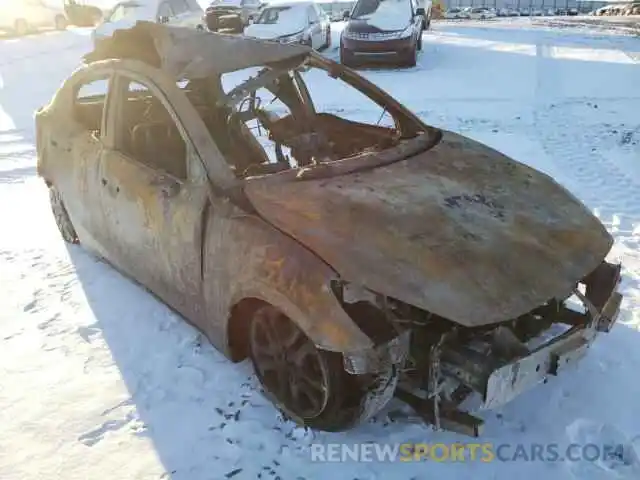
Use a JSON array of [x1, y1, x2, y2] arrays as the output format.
[[224, 281, 375, 363]]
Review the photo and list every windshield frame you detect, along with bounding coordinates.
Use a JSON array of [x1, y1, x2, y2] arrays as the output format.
[[213, 54, 437, 183], [351, 0, 413, 22]]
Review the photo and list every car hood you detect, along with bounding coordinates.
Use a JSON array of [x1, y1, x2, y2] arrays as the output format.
[[244, 130, 613, 327], [245, 23, 304, 39], [346, 16, 410, 34]]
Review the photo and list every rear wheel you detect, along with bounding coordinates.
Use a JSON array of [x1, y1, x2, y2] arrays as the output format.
[[14, 18, 28, 36], [49, 186, 78, 244], [247, 303, 388, 431]]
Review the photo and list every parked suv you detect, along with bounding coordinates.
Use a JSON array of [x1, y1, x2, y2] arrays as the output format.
[[341, 0, 425, 68], [244, 1, 331, 50], [0, 0, 68, 36], [204, 0, 263, 32], [92, 0, 204, 46]]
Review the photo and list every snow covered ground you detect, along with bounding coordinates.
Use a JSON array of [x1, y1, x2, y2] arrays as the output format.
[[1, 19, 640, 480]]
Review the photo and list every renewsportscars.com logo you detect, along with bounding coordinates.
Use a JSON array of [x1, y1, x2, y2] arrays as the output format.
[[309, 440, 640, 464]]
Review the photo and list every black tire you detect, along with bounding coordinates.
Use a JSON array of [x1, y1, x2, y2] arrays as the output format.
[[247, 303, 394, 432], [14, 18, 28, 36], [49, 186, 79, 244], [54, 15, 68, 31], [323, 26, 331, 49]]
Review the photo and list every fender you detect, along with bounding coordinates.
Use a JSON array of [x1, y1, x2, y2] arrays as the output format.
[[201, 208, 374, 357]]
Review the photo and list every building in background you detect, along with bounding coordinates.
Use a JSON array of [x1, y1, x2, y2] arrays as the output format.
[[441, 0, 610, 12]]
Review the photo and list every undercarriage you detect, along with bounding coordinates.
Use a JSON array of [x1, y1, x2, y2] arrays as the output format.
[[340, 260, 622, 436]]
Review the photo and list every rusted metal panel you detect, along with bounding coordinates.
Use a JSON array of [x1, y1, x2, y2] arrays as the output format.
[[38, 55, 376, 356], [98, 149, 208, 322], [200, 203, 375, 354], [83, 21, 312, 80], [244, 129, 613, 327]]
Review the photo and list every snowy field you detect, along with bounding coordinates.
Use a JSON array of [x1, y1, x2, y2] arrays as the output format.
[[1, 18, 640, 480]]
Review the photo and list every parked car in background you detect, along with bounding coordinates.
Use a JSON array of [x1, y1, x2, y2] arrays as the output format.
[[318, 1, 355, 21], [568, 7, 578, 15], [92, 0, 204, 45], [468, 7, 495, 19], [244, 1, 331, 49], [459, 6, 472, 17], [416, 0, 432, 29], [63, 0, 104, 26], [204, 0, 263, 32], [531, 8, 543, 16], [443, 6, 464, 18], [341, 0, 425, 68], [0, 0, 68, 35]]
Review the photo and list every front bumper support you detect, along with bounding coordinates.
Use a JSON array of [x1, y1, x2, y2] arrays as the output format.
[[482, 262, 622, 409], [396, 261, 623, 436]]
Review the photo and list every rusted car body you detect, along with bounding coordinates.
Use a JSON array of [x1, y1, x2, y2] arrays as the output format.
[[36, 22, 623, 435]]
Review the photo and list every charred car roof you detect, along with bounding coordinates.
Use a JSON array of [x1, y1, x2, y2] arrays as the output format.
[[83, 21, 313, 79]]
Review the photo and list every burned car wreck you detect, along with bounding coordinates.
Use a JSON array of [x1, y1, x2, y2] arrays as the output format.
[[36, 22, 622, 436]]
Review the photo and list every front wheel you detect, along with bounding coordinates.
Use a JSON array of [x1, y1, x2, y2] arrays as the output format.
[[247, 304, 395, 431]]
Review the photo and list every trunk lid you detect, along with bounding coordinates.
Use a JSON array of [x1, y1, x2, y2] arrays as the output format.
[[244, 130, 613, 327]]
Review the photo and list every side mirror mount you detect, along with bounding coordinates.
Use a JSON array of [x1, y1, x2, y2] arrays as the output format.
[[342, 10, 350, 20]]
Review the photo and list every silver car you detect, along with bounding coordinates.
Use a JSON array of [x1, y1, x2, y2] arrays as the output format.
[[92, 0, 204, 45]]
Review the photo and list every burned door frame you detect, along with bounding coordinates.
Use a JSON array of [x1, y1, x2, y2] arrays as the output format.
[[52, 66, 115, 257], [98, 67, 210, 321]]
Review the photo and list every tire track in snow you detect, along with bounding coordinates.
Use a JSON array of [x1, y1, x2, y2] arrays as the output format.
[[532, 41, 640, 234]]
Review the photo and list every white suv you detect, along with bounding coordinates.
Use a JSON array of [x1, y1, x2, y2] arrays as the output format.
[[92, 0, 204, 46], [0, 0, 68, 36]]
